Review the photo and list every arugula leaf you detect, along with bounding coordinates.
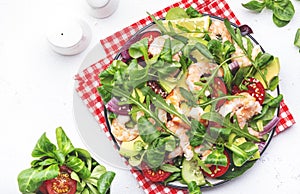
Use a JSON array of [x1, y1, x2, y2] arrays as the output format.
[[147, 88, 190, 125], [179, 87, 198, 107], [201, 112, 260, 142], [108, 86, 169, 132], [194, 42, 214, 60]]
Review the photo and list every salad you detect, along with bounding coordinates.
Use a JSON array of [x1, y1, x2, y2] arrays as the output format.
[[98, 7, 282, 192], [17, 127, 115, 194]]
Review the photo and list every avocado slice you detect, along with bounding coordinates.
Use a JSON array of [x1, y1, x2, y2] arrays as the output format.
[[254, 57, 280, 88], [119, 136, 144, 157]]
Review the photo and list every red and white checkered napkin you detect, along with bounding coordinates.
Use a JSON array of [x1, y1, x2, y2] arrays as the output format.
[[74, 0, 295, 193]]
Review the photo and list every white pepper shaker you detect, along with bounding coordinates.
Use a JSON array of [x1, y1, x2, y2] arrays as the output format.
[[46, 19, 92, 56], [86, 0, 119, 19]]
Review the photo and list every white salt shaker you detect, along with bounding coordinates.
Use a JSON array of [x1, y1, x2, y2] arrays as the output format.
[[46, 19, 92, 55], [86, 0, 119, 19]]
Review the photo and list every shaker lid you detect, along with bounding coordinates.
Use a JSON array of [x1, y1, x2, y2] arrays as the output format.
[[47, 20, 83, 48], [86, 0, 109, 8]]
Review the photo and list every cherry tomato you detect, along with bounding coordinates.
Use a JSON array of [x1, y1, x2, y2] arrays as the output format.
[[44, 166, 76, 194], [211, 77, 227, 109], [140, 31, 161, 45], [38, 182, 47, 194], [141, 163, 171, 183], [204, 150, 230, 178], [232, 77, 265, 104]]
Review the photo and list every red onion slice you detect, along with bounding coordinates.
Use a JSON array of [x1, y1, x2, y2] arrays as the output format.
[[228, 61, 240, 74], [239, 24, 253, 36], [259, 116, 280, 136], [106, 97, 130, 115]]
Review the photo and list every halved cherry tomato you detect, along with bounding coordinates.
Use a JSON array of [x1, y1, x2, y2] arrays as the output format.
[[141, 162, 171, 183], [140, 31, 161, 45], [204, 150, 230, 178], [44, 166, 76, 194], [211, 77, 227, 109], [38, 182, 47, 194], [232, 77, 265, 105]]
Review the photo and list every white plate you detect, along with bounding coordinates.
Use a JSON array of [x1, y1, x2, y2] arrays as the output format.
[[73, 44, 127, 170]]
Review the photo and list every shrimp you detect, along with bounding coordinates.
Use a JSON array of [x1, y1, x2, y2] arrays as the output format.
[[185, 62, 222, 93], [166, 87, 184, 112], [167, 121, 194, 161], [218, 92, 262, 128], [232, 41, 262, 67], [208, 20, 232, 43], [148, 35, 181, 61], [165, 87, 191, 127], [111, 115, 139, 142]]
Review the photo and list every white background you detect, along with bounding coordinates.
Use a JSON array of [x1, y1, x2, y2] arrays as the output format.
[[0, 0, 299, 193]]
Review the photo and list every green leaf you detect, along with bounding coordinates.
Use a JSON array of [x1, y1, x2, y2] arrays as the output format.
[[269, 76, 279, 91], [242, 0, 266, 12], [97, 171, 115, 194], [267, 94, 283, 108], [164, 172, 181, 185], [160, 164, 181, 173], [256, 53, 274, 69], [232, 142, 259, 166], [31, 133, 57, 158], [273, 1, 294, 21], [53, 150, 65, 165], [205, 149, 228, 166], [147, 88, 190, 125], [160, 38, 173, 62], [179, 87, 198, 107], [188, 119, 206, 147], [91, 165, 107, 179], [194, 42, 214, 60], [128, 67, 149, 88], [272, 14, 290, 27], [56, 127, 75, 156], [66, 156, 91, 179], [86, 182, 99, 194], [137, 116, 161, 144], [146, 144, 166, 168], [218, 160, 256, 180], [201, 112, 260, 142], [188, 181, 202, 194], [129, 38, 149, 60], [18, 168, 43, 193], [186, 6, 202, 18], [34, 158, 57, 167], [294, 28, 300, 48], [17, 165, 59, 193]]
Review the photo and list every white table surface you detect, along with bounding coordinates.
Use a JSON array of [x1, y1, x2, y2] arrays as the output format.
[[1, 0, 299, 193]]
